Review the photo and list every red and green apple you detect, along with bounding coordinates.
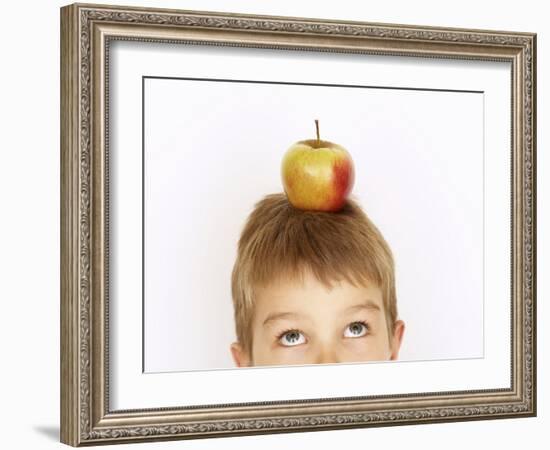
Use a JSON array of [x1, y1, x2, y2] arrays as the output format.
[[281, 120, 355, 212]]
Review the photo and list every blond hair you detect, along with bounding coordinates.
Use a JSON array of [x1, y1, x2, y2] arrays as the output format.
[[231, 192, 398, 356]]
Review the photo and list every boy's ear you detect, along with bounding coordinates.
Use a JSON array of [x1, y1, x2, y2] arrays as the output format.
[[389, 320, 405, 360], [230, 342, 251, 367]]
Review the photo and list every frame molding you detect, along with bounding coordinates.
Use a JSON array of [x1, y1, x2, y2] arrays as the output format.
[[60, 2, 536, 446]]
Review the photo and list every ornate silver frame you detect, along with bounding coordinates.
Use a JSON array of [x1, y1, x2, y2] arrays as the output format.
[[60, 2, 537, 446]]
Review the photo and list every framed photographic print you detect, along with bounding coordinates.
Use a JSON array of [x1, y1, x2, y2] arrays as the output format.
[[60, 2, 537, 446]]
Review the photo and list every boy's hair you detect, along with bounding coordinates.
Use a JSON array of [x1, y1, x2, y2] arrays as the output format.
[[231, 192, 398, 357]]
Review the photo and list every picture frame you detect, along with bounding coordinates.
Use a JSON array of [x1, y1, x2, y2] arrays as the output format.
[[60, 2, 537, 446]]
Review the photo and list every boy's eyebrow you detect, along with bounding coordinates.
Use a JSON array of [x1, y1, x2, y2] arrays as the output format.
[[346, 299, 381, 313], [262, 312, 305, 327]]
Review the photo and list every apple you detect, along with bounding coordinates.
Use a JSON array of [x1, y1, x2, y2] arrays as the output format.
[[281, 120, 355, 212]]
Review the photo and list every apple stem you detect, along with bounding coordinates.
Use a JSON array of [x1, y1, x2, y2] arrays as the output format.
[[315, 119, 320, 146]]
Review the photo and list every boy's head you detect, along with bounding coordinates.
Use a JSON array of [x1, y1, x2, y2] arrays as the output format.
[[230, 192, 404, 367]]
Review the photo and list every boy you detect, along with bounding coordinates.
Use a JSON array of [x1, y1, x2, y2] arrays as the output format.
[[230, 192, 405, 367]]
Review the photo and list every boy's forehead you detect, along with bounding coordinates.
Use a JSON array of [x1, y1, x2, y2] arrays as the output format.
[[254, 271, 383, 313]]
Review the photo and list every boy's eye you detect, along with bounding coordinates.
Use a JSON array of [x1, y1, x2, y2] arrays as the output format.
[[278, 330, 306, 347], [344, 321, 369, 338]]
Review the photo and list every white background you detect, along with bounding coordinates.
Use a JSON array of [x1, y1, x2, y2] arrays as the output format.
[[111, 41, 510, 410], [0, 0, 545, 449], [142, 64, 485, 372]]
